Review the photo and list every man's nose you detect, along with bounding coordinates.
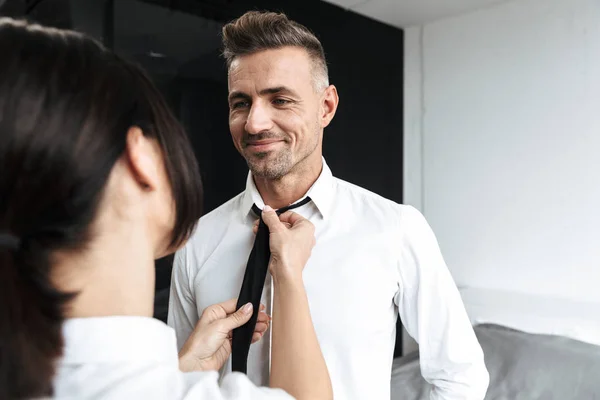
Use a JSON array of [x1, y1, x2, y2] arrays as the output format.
[[245, 103, 273, 135]]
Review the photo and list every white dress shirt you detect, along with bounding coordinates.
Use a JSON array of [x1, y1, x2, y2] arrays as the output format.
[[53, 316, 292, 399], [168, 159, 489, 400]]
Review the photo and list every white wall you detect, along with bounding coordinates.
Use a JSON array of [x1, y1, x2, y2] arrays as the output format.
[[404, 0, 600, 307]]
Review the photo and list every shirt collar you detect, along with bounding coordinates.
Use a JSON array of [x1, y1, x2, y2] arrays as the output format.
[[60, 316, 178, 365], [239, 157, 335, 220]]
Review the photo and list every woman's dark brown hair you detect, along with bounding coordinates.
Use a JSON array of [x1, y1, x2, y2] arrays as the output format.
[[0, 18, 203, 399]]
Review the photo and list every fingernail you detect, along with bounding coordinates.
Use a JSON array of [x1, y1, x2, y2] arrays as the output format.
[[263, 205, 273, 212], [242, 303, 253, 313]]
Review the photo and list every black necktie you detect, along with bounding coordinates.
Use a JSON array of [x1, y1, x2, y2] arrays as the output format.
[[231, 196, 312, 373]]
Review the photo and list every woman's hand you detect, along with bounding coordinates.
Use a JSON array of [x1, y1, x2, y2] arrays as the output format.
[[178, 298, 271, 372], [254, 205, 316, 283]]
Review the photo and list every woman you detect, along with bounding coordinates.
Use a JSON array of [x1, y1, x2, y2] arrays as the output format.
[[0, 18, 332, 400]]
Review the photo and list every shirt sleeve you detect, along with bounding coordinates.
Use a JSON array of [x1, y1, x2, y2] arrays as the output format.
[[394, 205, 490, 400], [182, 371, 295, 400], [167, 244, 200, 351]]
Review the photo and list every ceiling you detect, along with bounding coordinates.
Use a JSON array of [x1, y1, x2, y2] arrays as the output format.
[[322, 0, 513, 27]]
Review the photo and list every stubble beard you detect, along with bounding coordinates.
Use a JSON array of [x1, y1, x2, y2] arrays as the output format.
[[243, 122, 321, 181], [245, 148, 293, 180]]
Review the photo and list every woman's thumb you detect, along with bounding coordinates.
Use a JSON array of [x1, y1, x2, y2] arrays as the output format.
[[224, 302, 253, 330], [261, 205, 284, 232]]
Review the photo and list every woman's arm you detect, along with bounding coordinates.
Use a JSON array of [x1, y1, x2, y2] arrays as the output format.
[[261, 207, 333, 400]]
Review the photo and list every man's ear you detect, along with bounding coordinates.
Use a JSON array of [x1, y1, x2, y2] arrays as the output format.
[[320, 84, 339, 129], [125, 126, 160, 191]]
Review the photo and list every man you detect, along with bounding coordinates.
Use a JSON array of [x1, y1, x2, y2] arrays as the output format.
[[168, 10, 489, 400]]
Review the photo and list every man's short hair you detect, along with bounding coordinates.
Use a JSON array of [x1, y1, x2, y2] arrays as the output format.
[[222, 11, 329, 91]]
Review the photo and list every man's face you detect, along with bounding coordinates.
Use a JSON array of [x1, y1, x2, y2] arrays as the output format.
[[227, 47, 325, 179]]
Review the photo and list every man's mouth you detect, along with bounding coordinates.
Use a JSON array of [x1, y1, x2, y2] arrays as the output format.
[[244, 139, 284, 152]]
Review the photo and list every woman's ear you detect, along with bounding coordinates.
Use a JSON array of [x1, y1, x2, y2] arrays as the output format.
[[125, 126, 161, 191]]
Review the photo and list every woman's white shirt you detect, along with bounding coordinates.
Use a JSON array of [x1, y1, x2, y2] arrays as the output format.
[[53, 316, 293, 399]]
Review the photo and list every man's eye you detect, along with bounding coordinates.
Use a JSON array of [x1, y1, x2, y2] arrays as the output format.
[[273, 98, 290, 106], [232, 101, 249, 109]]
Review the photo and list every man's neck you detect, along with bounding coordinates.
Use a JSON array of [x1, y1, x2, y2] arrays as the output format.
[[254, 158, 323, 210]]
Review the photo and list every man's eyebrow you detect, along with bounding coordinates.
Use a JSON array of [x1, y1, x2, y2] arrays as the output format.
[[259, 86, 298, 96], [228, 86, 299, 103], [228, 91, 250, 102]]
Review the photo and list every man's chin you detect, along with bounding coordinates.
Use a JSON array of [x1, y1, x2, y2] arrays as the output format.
[[249, 164, 277, 179], [244, 150, 292, 177], [244, 149, 278, 166], [248, 162, 289, 180]]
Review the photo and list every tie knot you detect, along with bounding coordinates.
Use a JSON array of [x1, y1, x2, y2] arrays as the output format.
[[251, 196, 312, 218]]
